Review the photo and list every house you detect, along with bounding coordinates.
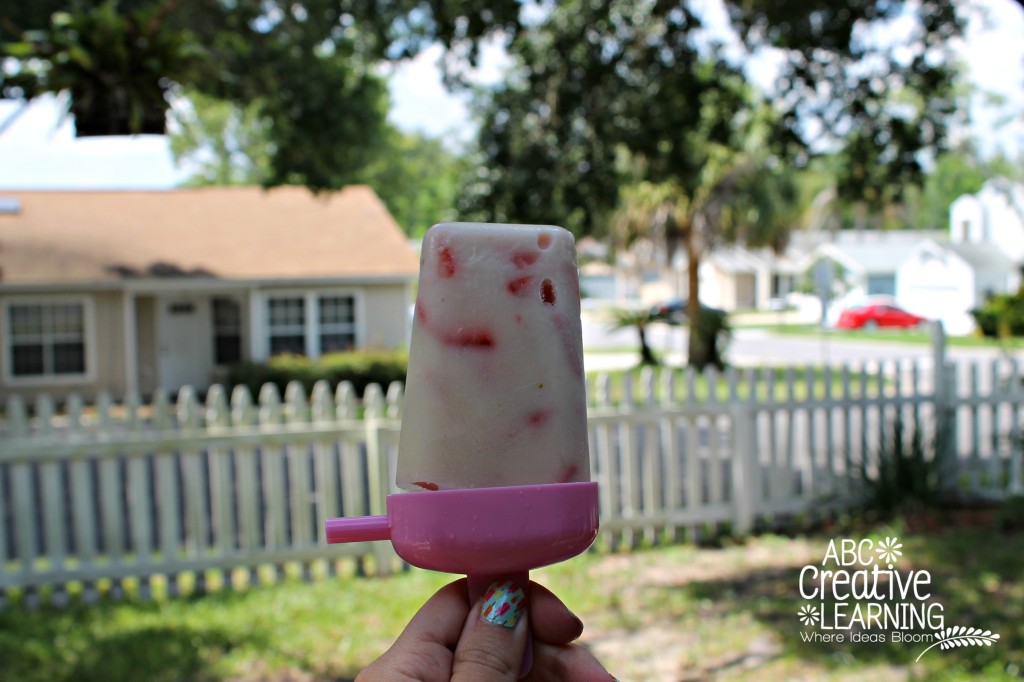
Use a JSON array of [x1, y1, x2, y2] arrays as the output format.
[[949, 178, 1024, 261], [0, 186, 419, 401], [897, 239, 1019, 335], [699, 237, 816, 311], [892, 178, 1024, 334], [810, 230, 945, 303], [699, 246, 766, 310]]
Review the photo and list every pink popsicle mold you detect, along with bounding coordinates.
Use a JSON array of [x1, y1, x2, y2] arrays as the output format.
[[325, 482, 599, 574], [325, 481, 599, 678]]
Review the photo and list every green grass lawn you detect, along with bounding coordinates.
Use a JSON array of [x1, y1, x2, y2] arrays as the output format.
[[1, 519, 1020, 682], [765, 325, 1023, 350], [587, 364, 891, 405]]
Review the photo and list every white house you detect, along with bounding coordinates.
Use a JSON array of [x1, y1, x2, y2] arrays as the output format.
[[0, 186, 419, 401], [897, 240, 1019, 335], [698, 240, 814, 311], [949, 178, 1024, 261], [894, 178, 1024, 334]]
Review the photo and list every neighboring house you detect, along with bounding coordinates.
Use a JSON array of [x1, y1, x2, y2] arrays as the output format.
[[892, 178, 1024, 334], [0, 186, 419, 401], [949, 178, 1024, 262], [614, 233, 816, 312], [811, 230, 945, 304], [700, 238, 815, 311], [897, 240, 1019, 335], [610, 176, 1024, 332], [699, 246, 765, 310]]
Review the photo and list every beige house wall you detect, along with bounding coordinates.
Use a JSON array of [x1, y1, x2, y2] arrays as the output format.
[[735, 273, 756, 309], [94, 291, 128, 394], [1, 279, 413, 403], [362, 283, 412, 349], [0, 290, 128, 403]]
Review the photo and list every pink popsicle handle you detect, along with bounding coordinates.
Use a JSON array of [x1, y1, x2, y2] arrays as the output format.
[[325, 515, 390, 543], [468, 571, 533, 678]]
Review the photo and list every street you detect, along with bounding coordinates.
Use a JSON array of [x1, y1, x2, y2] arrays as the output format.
[[581, 313, 1016, 370]]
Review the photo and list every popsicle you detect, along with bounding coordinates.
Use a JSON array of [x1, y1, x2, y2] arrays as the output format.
[[324, 222, 599, 676], [397, 222, 590, 491]]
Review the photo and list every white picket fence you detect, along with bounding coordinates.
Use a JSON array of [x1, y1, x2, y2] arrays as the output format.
[[1, 343, 1023, 607]]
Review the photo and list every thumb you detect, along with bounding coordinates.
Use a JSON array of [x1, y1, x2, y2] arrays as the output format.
[[451, 580, 529, 682]]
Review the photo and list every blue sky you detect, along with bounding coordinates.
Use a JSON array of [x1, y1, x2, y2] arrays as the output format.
[[0, 0, 1021, 190]]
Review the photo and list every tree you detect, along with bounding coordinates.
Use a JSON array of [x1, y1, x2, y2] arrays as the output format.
[[909, 145, 1020, 230], [168, 89, 467, 235], [608, 308, 660, 367], [726, 0, 965, 213], [1, 0, 518, 190], [461, 1, 964, 229], [611, 138, 799, 368], [457, 0, 964, 365], [359, 131, 469, 238], [2, 1, 205, 136], [169, 89, 272, 186]]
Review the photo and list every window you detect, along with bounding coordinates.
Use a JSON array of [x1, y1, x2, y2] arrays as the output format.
[[264, 292, 358, 358], [957, 219, 970, 241], [771, 274, 795, 298], [8, 302, 86, 377], [268, 297, 305, 356], [319, 295, 356, 353], [212, 298, 242, 365], [866, 274, 896, 297]]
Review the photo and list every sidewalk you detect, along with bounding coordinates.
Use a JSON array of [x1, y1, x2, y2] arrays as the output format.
[[583, 352, 642, 373]]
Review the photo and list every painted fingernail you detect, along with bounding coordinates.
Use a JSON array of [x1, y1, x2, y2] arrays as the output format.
[[569, 611, 585, 638], [480, 580, 526, 628]]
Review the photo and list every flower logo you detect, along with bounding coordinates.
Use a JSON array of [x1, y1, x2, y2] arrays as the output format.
[[876, 536, 904, 566], [798, 604, 820, 626]]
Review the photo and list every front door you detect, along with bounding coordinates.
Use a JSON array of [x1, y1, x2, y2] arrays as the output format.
[[157, 296, 211, 393]]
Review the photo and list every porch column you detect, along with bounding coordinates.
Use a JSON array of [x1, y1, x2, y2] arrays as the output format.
[[122, 290, 139, 397], [249, 288, 267, 361]]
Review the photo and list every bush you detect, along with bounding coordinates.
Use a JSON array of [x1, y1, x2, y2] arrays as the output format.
[[856, 412, 952, 517], [971, 287, 1024, 338], [995, 495, 1024, 532], [228, 350, 407, 398]]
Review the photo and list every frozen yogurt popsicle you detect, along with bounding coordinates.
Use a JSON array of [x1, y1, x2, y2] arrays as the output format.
[[397, 222, 590, 491]]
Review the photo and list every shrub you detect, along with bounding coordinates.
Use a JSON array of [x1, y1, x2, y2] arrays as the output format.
[[856, 412, 953, 517], [995, 495, 1024, 532], [228, 350, 407, 398], [971, 288, 1024, 338]]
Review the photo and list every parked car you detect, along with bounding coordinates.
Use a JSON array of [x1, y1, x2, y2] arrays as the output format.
[[835, 303, 928, 330], [649, 298, 724, 325]]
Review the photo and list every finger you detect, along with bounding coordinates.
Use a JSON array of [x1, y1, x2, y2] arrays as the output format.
[[360, 579, 470, 681], [526, 641, 614, 682], [452, 579, 530, 682], [397, 578, 472, 650], [528, 582, 585, 645]]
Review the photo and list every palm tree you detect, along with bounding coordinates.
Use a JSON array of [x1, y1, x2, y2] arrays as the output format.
[[607, 308, 659, 367], [611, 138, 800, 369]]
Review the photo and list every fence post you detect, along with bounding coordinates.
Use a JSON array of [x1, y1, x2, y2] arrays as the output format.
[[930, 321, 946, 390], [731, 403, 757, 534], [364, 384, 395, 575], [930, 322, 958, 494]]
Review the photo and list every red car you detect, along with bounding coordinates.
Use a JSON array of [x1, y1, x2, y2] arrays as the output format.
[[835, 303, 928, 330]]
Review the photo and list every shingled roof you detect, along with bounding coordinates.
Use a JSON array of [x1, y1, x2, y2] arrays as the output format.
[[0, 185, 419, 284]]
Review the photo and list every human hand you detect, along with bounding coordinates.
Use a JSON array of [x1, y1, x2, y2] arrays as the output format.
[[357, 578, 613, 681]]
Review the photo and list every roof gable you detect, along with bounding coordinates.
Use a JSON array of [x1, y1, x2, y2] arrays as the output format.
[[0, 186, 419, 284]]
